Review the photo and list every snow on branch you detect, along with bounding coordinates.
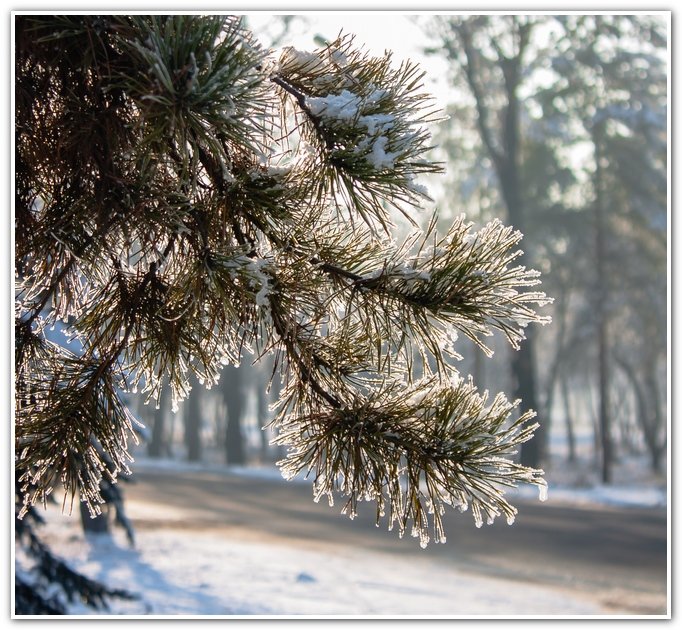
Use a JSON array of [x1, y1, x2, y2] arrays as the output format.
[[274, 34, 444, 230]]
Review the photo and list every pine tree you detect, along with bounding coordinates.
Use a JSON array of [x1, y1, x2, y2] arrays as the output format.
[[14, 13, 551, 590]]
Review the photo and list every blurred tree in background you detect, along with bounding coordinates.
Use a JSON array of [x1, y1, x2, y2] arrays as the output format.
[[428, 16, 547, 469], [425, 14, 667, 481]]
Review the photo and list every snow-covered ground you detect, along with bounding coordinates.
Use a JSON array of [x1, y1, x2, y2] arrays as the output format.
[[18, 497, 604, 618], [15, 452, 667, 619]]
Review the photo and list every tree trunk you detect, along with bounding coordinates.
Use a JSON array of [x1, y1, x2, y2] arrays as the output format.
[[255, 367, 270, 462], [538, 284, 571, 465], [184, 377, 202, 461], [79, 501, 109, 535], [584, 379, 601, 468], [514, 332, 544, 467], [454, 18, 545, 468], [500, 162, 546, 468], [223, 365, 246, 465], [593, 127, 613, 484], [616, 356, 665, 475], [560, 375, 577, 463], [644, 373, 665, 474]]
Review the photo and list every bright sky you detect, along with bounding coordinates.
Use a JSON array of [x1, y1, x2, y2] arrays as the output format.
[[246, 12, 453, 112]]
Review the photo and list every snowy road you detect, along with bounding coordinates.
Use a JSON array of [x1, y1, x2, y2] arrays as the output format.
[[124, 465, 667, 615]]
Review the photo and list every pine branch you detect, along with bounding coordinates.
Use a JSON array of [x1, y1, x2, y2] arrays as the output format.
[[275, 375, 547, 547], [16, 350, 141, 517], [270, 73, 335, 151], [275, 35, 443, 230], [15, 15, 552, 549], [268, 293, 343, 410]]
